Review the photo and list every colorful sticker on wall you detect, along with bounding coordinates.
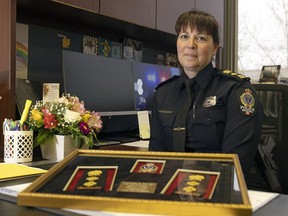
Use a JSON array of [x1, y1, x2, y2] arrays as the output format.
[[16, 23, 29, 79], [83, 35, 98, 55]]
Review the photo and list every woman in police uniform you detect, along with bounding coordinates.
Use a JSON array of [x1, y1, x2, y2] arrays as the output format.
[[149, 10, 269, 191]]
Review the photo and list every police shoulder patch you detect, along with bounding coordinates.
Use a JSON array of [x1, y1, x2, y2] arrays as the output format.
[[155, 75, 180, 90], [237, 88, 256, 116], [219, 69, 250, 81]]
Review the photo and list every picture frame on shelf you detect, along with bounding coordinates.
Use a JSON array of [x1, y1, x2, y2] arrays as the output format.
[[259, 65, 281, 84]]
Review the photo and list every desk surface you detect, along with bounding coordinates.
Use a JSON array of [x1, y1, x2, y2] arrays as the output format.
[[0, 187, 287, 216], [1, 141, 288, 216], [254, 194, 288, 216]]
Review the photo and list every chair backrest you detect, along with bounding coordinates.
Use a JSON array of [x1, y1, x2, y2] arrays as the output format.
[[253, 84, 288, 194]]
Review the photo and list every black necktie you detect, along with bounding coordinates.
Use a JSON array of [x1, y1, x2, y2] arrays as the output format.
[[173, 79, 195, 151]]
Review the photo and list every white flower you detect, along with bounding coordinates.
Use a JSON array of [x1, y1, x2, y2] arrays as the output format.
[[58, 95, 69, 104], [64, 110, 81, 123]]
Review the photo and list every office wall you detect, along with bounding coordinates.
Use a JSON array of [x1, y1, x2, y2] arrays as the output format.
[[26, 24, 158, 87]]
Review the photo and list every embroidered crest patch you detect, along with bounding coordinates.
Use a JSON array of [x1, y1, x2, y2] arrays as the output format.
[[239, 88, 255, 115]]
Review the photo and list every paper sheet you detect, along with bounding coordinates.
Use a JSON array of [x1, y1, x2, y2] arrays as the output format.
[[0, 163, 47, 181], [42, 83, 60, 102], [248, 190, 279, 211], [137, 111, 150, 139]]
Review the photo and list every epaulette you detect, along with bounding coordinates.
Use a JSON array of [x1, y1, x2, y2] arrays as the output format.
[[218, 69, 250, 81], [155, 75, 180, 90]]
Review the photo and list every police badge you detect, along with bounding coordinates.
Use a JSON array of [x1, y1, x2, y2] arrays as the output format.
[[239, 88, 255, 115], [203, 96, 217, 107]]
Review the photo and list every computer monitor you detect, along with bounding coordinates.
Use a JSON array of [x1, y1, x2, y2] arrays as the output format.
[[62, 50, 136, 116], [15, 78, 43, 116], [132, 62, 181, 111]]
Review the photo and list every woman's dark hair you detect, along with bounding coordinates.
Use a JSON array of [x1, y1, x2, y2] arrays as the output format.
[[175, 10, 220, 45]]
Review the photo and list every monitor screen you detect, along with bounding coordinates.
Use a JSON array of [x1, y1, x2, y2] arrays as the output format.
[[132, 62, 181, 111], [62, 50, 136, 116]]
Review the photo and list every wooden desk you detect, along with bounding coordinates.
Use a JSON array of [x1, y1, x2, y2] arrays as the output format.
[[3, 141, 287, 216]]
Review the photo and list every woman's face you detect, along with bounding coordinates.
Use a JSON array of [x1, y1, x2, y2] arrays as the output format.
[[177, 26, 218, 77]]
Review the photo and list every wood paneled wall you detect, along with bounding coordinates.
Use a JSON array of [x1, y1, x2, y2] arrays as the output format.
[[0, 0, 17, 160]]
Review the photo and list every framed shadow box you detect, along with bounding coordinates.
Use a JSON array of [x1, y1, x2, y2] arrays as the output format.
[[17, 150, 252, 216]]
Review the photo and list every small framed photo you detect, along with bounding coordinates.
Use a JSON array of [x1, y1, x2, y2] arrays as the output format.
[[82, 35, 98, 55], [259, 65, 281, 83], [42, 83, 60, 102]]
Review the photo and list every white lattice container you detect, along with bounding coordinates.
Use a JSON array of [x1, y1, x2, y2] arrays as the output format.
[[4, 130, 33, 163]]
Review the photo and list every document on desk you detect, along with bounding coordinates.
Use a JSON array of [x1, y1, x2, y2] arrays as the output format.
[[122, 140, 149, 148], [0, 163, 47, 182], [248, 190, 280, 212], [0, 182, 32, 204], [137, 111, 150, 139]]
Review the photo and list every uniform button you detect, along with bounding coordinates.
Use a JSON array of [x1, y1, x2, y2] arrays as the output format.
[[207, 118, 211, 123]]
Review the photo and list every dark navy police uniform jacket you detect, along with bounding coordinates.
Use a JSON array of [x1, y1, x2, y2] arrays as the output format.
[[149, 63, 266, 189]]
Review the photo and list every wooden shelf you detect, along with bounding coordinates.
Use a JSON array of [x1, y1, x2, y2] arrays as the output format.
[[17, 0, 177, 53]]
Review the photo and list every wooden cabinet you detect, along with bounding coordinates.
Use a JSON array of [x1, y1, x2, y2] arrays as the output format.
[[100, 0, 156, 29], [16, 0, 175, 52], [54, 0, 100, 13], [0, 0, 16, 160], [156, 0, 196, 34], [156, 0, 224, 44]]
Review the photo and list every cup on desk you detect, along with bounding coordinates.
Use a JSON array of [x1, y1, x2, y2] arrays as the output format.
[[4, 130, 33, 163]]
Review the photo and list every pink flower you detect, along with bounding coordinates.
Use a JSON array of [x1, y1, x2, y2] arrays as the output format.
[[88, 111, 103, 131], [72, 100, 85, 115], [79, 122, 90, 135], [43, 113, 58, 129], [41, 107, 49, 114]]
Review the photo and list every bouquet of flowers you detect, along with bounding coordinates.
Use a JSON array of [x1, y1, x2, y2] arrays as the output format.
[[27, 93, 103, 148]]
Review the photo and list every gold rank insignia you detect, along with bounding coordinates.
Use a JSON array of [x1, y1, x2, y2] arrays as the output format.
[[186, 181, 200, 186], [87, 170, 102, 176], [188, 174, 205, 181], [86, 176, 99, 181], [222, 69, 249, 81], [83, 181, 97, 187], [239, 88, 255, 115], [182, 186, 197, 193]]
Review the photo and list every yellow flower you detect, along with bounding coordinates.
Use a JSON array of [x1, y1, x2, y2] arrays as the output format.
[[83, 113, 91, 123], [30, 109, 44, 127]]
